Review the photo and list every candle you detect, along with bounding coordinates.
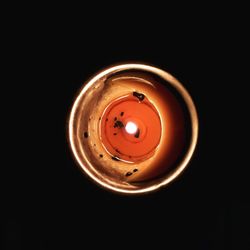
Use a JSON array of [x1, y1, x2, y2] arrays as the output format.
[[100, 92, 161, 163], [68, 64, 198, 194]]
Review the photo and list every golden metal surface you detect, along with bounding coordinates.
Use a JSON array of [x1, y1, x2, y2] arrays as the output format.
[[68, 64, 199, 195]]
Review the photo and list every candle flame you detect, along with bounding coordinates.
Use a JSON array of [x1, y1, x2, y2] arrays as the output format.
[[125, 121, 138, 134]]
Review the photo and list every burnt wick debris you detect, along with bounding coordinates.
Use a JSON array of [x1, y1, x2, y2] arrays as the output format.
[[133, 92, 145, 101], [125, 169, 138, 176], [84, 132, 88, 138], [134, 129, 140, 138], [106, 118, 108, 122], [120, 112, 124, 116], [114, 117, 117, 121], [114, 120, 124, 128], [111, 156, 120, 161], [125, 172, 132, 177], [99, 154, 103, 158], [113, 133, 117, 136]]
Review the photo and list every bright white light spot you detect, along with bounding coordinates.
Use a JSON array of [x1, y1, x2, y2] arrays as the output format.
[[125, 121, 138, 134]]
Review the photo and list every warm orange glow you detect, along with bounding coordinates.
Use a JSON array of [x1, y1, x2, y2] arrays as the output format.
[[100, 94, 161, 163], [68, 64, 199, 194]]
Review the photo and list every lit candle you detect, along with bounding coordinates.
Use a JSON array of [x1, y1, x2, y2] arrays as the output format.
[[68, 64, 198, 194], [100, 92, 161, 163]]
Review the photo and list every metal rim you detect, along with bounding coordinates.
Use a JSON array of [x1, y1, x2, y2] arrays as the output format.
[[68, 64, 199, 194]]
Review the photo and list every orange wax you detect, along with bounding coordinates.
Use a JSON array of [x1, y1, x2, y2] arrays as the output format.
[[100, 93, 161, 163]]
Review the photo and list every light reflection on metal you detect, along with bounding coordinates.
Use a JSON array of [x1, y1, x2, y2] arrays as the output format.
[[68, 63, 198, 195]]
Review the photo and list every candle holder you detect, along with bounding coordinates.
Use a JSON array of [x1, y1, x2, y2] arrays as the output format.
[[68, 64, 198, 194]]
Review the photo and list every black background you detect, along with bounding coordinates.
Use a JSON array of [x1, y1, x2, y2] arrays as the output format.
[[3, 4, 250, 249]]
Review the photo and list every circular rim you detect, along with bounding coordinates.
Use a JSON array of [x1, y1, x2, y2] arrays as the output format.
[[68, 63, 199, 194]]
